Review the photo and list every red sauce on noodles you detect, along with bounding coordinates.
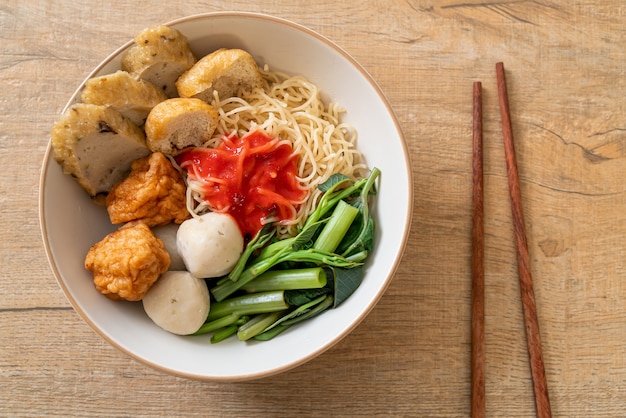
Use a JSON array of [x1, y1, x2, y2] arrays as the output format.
[[177, 130, 307, 239]]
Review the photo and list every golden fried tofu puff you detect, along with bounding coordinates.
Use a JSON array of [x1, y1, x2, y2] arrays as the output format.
[[105, 152, 190, 227], [85, 222, 170, 301]]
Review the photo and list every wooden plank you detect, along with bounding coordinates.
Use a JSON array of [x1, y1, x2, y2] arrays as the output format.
[[1, 1, 625, 416]]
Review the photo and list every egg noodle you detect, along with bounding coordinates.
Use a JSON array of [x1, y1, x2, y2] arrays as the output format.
[[183, 66, 368, 238]]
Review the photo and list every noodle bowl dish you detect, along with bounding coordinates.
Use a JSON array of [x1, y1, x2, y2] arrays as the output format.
[[39, 12, 412, 381]]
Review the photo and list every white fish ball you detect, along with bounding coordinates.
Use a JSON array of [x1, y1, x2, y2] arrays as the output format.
[[142, 271, 210, 335], [176, 212, 244, 278]]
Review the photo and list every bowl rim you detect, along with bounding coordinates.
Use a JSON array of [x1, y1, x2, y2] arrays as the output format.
[[38, 11, 414, 380]]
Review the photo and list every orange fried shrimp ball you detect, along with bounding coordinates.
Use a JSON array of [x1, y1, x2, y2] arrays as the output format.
[[106, 152, 190, 227], [85, 222, 171, 301]]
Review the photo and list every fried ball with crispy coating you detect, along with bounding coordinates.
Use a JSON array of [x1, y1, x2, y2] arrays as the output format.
[[106, 152, 190, 227], [85, 222, 171, 301]]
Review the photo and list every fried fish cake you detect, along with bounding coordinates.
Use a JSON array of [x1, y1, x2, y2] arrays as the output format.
[[85, 222, 170, 301], [50, 103, 150, 197], [121, 25, 197, 98], [175, 48, 263, 101], [106, 152, 190, 227], [80, 70, 168, 126]]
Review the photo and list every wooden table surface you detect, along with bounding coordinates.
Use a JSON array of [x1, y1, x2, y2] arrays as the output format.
[[2, 1, 625, 416]]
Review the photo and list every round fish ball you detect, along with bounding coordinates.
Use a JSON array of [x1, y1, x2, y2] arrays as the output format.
[[142, 271, 210, 335], [176, 212, 244, 278], [152, 223, 186, 271]]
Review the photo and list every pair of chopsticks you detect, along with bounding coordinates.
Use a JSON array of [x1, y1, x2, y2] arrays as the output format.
[[471, 63, 552, 418]]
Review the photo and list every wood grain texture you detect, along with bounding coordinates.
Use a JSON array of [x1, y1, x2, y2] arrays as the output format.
[[496, 62, 551, 418], [1, 1, 625, 416]]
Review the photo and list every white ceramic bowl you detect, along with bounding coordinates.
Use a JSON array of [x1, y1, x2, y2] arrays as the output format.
[[39, 12, 412, 381]]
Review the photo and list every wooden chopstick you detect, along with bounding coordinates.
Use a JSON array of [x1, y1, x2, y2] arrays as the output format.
[[495, 62, 552, 418], [471, 81, 485, 418]]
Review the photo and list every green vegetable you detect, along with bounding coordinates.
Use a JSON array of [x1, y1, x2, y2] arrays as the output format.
[[257, 294, 328, 334], [210, 325, 238, 343], [281, 295, 334, 326], [255, 236, 297, 261], [252, 324, 290, 341], [241, 267, 327, 293], [326, 266, 364, 308], [284, 288, 328, 306], [313, 200, 359, 252], [337, 167, 379, 257], [251, 294, 333, 341], [237, 311, 284, 341], [211, 248, 360, 302], [228, 223, 275, 282], [206, 291, 289, 321], [202, 168, 380, 343], [193, 313, 248, 336]]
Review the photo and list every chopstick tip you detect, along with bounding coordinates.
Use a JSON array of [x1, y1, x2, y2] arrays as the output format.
[[496, 62, 505, 74]]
